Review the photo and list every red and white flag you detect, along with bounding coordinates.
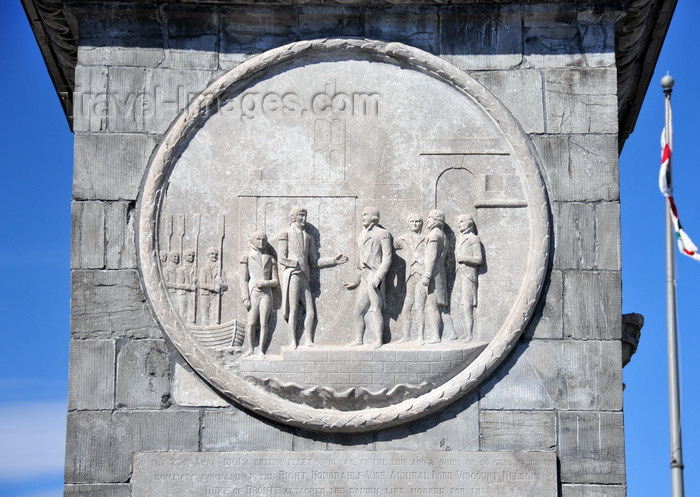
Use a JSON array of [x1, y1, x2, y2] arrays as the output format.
[[659, 112, 700, 262]]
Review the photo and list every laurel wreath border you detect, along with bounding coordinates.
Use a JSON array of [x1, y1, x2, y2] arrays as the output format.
[[136, 38, 551, 433]]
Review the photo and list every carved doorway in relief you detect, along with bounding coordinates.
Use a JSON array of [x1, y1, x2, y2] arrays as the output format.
[[434, 166, 478, 340]]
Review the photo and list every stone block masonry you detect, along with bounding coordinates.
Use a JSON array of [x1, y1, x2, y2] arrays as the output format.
[[46, 1, 663, 496]]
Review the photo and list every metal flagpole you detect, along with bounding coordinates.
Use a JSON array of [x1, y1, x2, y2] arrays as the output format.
[[661, 73, 685, 497]]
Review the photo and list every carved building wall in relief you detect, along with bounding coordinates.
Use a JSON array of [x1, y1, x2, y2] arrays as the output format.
[[59, 3, 633, 497]]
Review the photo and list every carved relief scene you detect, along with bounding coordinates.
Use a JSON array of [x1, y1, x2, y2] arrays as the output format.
[[142, 42, 549, 424]]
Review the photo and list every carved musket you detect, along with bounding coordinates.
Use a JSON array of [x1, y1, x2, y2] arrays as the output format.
[[193, 214, 201, 324], [166, 215, 174, 252], [217, 215, 226, 325], [179, 215, 186, 259]]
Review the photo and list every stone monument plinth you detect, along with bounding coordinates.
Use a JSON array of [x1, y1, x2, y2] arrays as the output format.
[[21, 0, 675, 496]]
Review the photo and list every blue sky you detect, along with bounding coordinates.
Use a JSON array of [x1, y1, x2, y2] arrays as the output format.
[[1, 1, 699, 496]]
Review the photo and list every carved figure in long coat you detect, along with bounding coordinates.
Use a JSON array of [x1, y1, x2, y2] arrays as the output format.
[[163, 250, 180, 298], [277, 207, 347, 349], [393, 213, 426, 342], [344, 206, 393, 348], [455, 214, 483, 341], [175, 249, 197, 324], [240, 231, 279, 356], [420, 209, 448, 344], [198, 247, 228, 326]]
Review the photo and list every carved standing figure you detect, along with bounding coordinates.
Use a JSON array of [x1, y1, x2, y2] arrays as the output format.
[[455, 214, 483, 341], [277, 207, 347, 349], [393, 213, 426, 342], [344, 206, 393, 349], [421, 209, 448, 344], [175, 248, 198, 324], [239, 231, 279, 356], [198, 247, 228, 326], [163, 250, 180, 298]]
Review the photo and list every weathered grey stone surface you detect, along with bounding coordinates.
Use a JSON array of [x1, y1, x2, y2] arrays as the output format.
[[480, 340, 622, 411], [77, 45, 164, 69], [116, 339, 170, 408], [142, 68, 217, 133], [561, 484, 626, 497], [73, 65, 108, 132], [298, 7, 364, 38], [131, 451, 558, 497], [34, 0, 658, 493], [71, 269, 160, 339], [74, 7, 164, 64], [554, 202, 621, 270], [106, 66, 147, 133], [563, 271, 622, 340], [172, 362, 228, 407], [293, 429, 377, 451], [525, 269, 563, 340], [480, 410, 555, 452], [105, 201, 136, 269], [163, 8, 219, 70], [68, 339, 115, 410], [441, 12, 523, 71], [26, 0, 674, 145], [473, 70, 545, 134], [65, 410, 199, 483], [65, 411, 113, 483], [544, 69, 618, 134], [365, 10, 438, 53], [375, 394, 479, 451], [202, 409, 295, 451], [523, 11, 615, 69], [73, 133, 158, 201], [533, 135, 619, 202], [65, 483, 131, 497], [558, 411, 626, 485], [71, 201, 104, 269], [219, 8, 296, 68]]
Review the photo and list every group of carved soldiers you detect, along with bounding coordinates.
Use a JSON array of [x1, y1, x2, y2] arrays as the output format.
[[164, 206, 483, 357], [161, 246, 228, 328]]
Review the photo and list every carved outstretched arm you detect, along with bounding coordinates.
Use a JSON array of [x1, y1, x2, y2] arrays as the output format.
[[310, 234, 348, 269], [317, 253, 349, 268]]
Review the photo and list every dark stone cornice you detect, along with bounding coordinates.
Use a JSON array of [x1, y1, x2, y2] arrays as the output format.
[[616, 0, 676, 151], [21, 0, 77, 129], [21, 0, 677, 149]]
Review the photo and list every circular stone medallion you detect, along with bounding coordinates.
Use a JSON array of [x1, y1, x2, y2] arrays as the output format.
[[138, 39, 550, 432]]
